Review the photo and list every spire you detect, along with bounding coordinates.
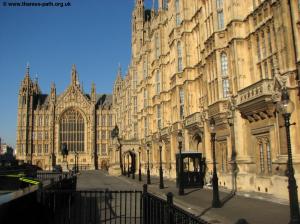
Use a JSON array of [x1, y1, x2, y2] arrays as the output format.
[[91, 81, 96, 102], [117, 63, 122, 77], [71, 64, 78, 86], [26, 62, 30, 76], [50, 82, 56, 102]]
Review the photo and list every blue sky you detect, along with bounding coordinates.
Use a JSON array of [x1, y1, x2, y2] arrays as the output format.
[[0, 0, 154, 147]]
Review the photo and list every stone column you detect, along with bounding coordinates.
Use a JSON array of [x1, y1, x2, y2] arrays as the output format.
[[108, 140, 122, 176]]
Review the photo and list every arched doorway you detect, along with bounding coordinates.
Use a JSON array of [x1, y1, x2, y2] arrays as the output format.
[[192, 132, 203, 152], [122, 150, 136, 176]]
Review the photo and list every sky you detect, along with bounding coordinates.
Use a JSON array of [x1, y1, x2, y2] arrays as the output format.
[[0, 0, 154, 147]]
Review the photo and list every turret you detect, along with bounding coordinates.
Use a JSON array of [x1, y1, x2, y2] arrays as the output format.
[[50, 82, 56, 103], [91, 82, 96, 103]]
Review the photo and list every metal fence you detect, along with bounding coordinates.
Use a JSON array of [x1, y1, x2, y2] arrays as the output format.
[[142, 185, 209, 224], [41, 190, 142, 224], [36, 171, 75, 182]]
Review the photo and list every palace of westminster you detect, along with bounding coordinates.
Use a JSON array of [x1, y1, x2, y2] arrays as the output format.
[[16, 0, 300, 200]]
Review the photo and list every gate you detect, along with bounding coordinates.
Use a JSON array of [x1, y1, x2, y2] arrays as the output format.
[[123, 151, 136, 176], [176, 152, 206, 188]]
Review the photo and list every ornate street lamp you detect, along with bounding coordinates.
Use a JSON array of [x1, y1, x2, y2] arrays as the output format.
[[277, 86, 300, 224], [127, 154, 130, 177], [210, 117, 221, 208], [132, 150, 135, 180], [146, 143, 151, 184], [227, 95, 238, 193], [75, 151, 79, 173], [178, 131, 184, 195], [138, 147, 142, 181], [159, 136, 164, 189]]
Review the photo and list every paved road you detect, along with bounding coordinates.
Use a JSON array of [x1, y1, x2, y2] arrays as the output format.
[[77, 171, 290, 224]]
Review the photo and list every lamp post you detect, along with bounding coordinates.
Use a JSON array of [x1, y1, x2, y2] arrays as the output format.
[[139, 147, 142, 181], [277, 86, 300, 224], [123, 154, 126, 176], [127, 154, 130, 177], [132, 150, 135, 180], [227, 95, 238, 193], [210, 117, 221, 208], [75, 151, 78, 173], [146, 143, 151, 184], [178, 131, 184, 195], [159, 137, 164, 189]]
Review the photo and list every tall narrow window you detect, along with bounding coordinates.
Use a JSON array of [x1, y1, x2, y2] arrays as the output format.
[[144, 117, 148, 137], [143, 89, 148, 108], [101, 144, 107, 155], [221, 53, 229, 98], [163, 0, 168, 9], [177, 42, 183, 72], [157, 105, 162, 130], [261, 32, 266, 58], [266, 141, 272, 173], [133, 71, 137, 89], [38, 144, 42, 154], [101, 115, 106, 126], [259, 143, 264, 173], [60, 109, 85, 152], [143, 57, 148, 79], [179, 88, 185, 119], [156, 70, 161, 94], [256, 35, 261, 61], [44, 144, 48, 154], [134, 96, 137, 114], [155, 33, 160, 59], [175, 0, 181, 25], [216, 0, 224, 29]]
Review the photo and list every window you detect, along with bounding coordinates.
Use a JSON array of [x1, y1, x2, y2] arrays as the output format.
[[38, 116, 43, 126], [143, 57, 148, 79], [216, 0, 224, 29], [134, 123, 138, 139], [157, 105, 162, 130], [177, 42, 183, 72], [143, 89, 148, 108], [108, 114, 113, 126], [101, 115, 106, 126], [175, 0, 181, 25], [163, 0, 168, 9], [221, 53, 229, 98], [45, 131, 48, 140], [179, 88, 185, 119], [144, 117, 148, 137], [38, 131, 42, 140], [259, 143, 264, 173], [60, 109, 84, 152], [256, 35, 261, 61], [44, 144, 48, 154], [38, 144, 42, 154], [261, 32, 266, 58], [101, 144, 107, 155], [32, 145, 35, 154], [156, 70, 161, 94], [45, 115, 49, 126], [155, 33, 160, 59], [101, 130, 106, 140], [257, 137, 272, 175], [134, 97, 137, 114], [133, 71, 138, 89]]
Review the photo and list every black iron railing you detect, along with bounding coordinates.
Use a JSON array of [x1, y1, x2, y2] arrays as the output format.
[[142, 184, 209, 224], [41, 190, 143, 224], [36, 171, 75, 182]]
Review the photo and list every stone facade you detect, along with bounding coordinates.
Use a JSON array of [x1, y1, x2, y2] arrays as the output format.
[[110, 0, 300, 200], [16, 65, 113, 171]]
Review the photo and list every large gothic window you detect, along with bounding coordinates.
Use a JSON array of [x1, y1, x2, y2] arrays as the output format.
[[60, 109, 84, 152]]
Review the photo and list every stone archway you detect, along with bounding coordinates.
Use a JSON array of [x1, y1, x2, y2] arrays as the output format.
[[191, 132, 203, 153], [36, 160, 43, 169]]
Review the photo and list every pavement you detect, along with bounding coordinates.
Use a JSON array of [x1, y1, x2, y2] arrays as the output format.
[[77, 170, 291, 224]]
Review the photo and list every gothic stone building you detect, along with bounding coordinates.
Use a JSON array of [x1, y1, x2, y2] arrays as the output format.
[[16, 65, 113, 170], [109, 0, 300, 201]]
